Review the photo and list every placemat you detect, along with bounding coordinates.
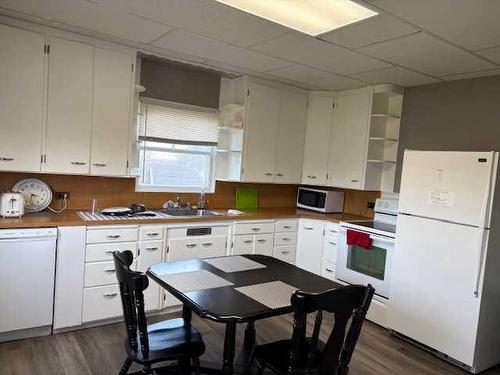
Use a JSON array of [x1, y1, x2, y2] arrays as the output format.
[[235, 281, 298, 309], [203, 256, 267, 273], [158, 269, 233, 293]]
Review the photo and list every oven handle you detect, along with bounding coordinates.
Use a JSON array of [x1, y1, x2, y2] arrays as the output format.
[[339, 227, 395, 245]]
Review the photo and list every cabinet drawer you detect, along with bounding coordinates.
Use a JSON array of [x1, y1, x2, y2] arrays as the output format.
[[233, 235, 254, 255], [321, 261, 336, 281], [86, 227, 138, 244], [274, 245, 296, 263], [85, 242, 138, 262], [167, 226, 229, 239], [254, 233, 274, 256], [325, 222, 339, 237], [82, 285, 122, 322], [140, 226, 164, 241], [275, 232, 297, 246], [323, 236, 338, 264], [168, 238, 199, 262], [234, 222, 275, 235], [139, 240, 163, 259], [275, 219, 298, 233], [84, 260, 136, 288]]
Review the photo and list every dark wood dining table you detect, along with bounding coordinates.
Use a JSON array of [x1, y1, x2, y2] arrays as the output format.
[[147, 254, 340, 375]]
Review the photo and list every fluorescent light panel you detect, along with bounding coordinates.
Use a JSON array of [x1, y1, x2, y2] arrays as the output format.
[[214, 0, 378, 36]]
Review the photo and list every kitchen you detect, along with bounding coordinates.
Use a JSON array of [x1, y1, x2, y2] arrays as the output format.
[[1, 1, 500, 374]]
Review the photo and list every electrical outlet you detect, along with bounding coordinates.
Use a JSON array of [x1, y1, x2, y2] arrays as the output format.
[[55, 192, 71, 200]]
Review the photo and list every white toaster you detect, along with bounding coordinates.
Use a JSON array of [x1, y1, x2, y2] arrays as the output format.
[[0, 192, 25, 218]]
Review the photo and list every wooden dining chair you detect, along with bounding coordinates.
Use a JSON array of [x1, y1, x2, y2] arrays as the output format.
[[252, 284, 375, 375], [113, 250, 205, 375]]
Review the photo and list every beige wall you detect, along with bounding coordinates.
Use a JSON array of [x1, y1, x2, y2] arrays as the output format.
[[396, 74, 500, 190]]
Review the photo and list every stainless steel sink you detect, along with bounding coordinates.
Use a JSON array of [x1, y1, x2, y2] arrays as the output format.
[[160, 208, 223, 217]]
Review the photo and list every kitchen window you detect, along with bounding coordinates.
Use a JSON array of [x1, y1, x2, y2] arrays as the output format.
[[136, 99, 218, 193]]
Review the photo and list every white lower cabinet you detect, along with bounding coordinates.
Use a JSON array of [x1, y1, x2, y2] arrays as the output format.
[[321, 223, 339, 281], [273, 219, 298, 263], [232, 221, 275, 255], [83, 285, 122, 323], [137, 238, 164, 312], [296, 219, 325, 274]]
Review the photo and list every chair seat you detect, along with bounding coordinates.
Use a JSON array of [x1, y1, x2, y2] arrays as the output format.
[[126, 318, 205, 364], [254, 338, 324, 374]]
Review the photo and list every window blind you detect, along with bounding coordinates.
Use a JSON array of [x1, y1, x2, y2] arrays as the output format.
[[139, 100, 218, 146]]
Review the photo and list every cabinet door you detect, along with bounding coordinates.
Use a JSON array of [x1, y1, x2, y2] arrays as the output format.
[[242, 83, 281, 182], [328, 91, 371, 189], [137, 240, 163, 311], [254, 233, 274, 256], [46, 37, 93, 174], [274, 91, 308, 184], [233, 235, 254, 255], [302, 95, 334, 186], [296, 219, 324, 274], [91, 48, 132, 176], [168, 238, 198, 261], [197, 235, 227, 258], [0, 25, 45, 172]]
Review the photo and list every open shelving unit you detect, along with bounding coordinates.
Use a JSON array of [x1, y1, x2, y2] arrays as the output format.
[[365, 86, 404, 192]]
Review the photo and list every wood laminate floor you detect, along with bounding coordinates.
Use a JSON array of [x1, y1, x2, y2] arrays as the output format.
[[0, 312, 499, 375]]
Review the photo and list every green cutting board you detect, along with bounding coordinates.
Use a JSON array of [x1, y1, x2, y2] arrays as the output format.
[[235, 188, 258, 210]]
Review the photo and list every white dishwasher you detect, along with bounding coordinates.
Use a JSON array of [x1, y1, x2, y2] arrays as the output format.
[[0, 228, 57, 340]]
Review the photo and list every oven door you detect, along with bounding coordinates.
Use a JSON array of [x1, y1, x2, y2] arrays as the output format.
[[336, 227, 394, 298]]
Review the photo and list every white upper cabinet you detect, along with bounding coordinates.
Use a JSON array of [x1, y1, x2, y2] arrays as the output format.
[[45, 37, 93, 174], [0, 25, 45, 172], [328, 89, 372, 190], [274, 91, 308, 184], [242, 83, 281, 183], [91, 48, 133, 176], [302, 94, 334, 186]]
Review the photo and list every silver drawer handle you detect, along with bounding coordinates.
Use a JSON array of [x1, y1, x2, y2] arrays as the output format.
[[107, 234, 121, 239], [351, 179, 359, 183], [307, 175, 317, 179], [257, 239, 266, 243], [282, 238, 291, 241], [202, 243, 213, 247], [92, 163, 106, 167], [244, 240, 253, 244], [145, 247, 158, 251], [71, 161, 87, 165], [186, 243, 197, 248], [329, 241, 337, 246], [276, 173, 284, 177], [283, 226, 292, 229], [303, 227, 314, 230], [330, 230, 338, 233], [251, 228, 261, 231], [146, 232, 160, 237], [104, 269, 115, 273], [0, 157, 14, 161], [325, 268, 334, 273], [264, 172, 273, 176], [281, 250, 290, 255], [103, 292, 118, 298]]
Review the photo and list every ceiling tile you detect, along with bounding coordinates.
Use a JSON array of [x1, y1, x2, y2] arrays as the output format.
[[126, 0, 288, 47], [320, 14, 417, 49], [266, 65, 365, 91], [477, 46, 500, 65], [366, 0, 500, 51], [350, 66, 440, 87], [0, 0, 171, 44], [441, 69, 500, 82], [152, 29, 291, 72], [358, 32, 497, 77], [251, 32, 390, 75]]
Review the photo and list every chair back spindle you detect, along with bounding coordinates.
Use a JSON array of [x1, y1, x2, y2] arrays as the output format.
[[113, 251, 151, 358]]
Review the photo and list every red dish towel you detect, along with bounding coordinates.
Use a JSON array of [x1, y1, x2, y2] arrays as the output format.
[[347, 229, 373, 250]]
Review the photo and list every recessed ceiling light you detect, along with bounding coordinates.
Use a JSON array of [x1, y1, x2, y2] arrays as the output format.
[[213, 0, 378, 36]]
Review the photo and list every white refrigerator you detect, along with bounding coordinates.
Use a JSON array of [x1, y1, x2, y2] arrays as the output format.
[[389, 150, 500, 373]]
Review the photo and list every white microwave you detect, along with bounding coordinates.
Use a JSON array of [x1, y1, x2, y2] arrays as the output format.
[[296, 187, 345, 213]]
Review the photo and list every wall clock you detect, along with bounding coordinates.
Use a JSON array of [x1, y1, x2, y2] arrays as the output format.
[[12, 179, 53, 212]]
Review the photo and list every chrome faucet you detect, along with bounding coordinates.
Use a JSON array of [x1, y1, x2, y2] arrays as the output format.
[[198, 189, 206, 210]]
